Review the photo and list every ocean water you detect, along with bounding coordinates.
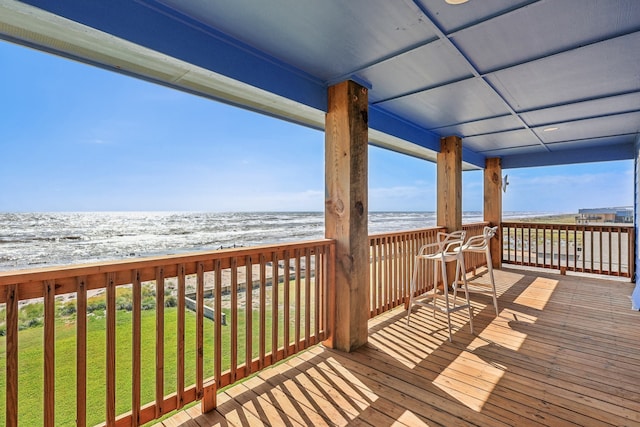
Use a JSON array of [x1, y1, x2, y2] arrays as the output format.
[[0, 211, 543, 271]]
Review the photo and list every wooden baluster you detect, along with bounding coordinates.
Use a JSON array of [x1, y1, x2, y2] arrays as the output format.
[[176, 264, 185, 409], [245, 255, 253, 374], [202, 260, 216, 412], [393, 236, 401, 307], [377, 238, 383, 313], [583, 228, 587, 272], [192, 262, 203, 399], [370, 238, 376, 315], [230, 257, 238, 383], [304, 248, 311, 348], [259, 255, 266, 369], [76, 277, 87, 427], [44, 280, 55, 427], [314, 247, 320, 341], [214, 260, 222, 387], [573, 227, 578, 271], [608, 227, 613, 275], [388, 236, 393, 305], [401, 236, 408, 308], [369, 238, 374, 315], [629, 228, 635, 279], [282, 250, 290, 357], [106, 273, 116, 426], [598, 228, 603, 274], [155, 267, 165, 417], [6, 284, 18, 427], [132, 270, 141, 426], [527, 226, 532, 265], [294, 250, 301, 353], [271, 252, 279, 361]]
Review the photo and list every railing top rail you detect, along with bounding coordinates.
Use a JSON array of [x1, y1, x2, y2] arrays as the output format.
[[462, 221, 491, 228], [368, 226, 446, 240], [0, 238, 335, 286], [368, 222, 490, 241], [502, 221, 634, 231]]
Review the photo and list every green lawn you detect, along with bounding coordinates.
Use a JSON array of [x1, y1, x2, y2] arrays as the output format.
[[0, 279, 314, 426]]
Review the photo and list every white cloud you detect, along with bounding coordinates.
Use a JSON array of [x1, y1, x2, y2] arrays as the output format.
[[89, 139, 108, 144]]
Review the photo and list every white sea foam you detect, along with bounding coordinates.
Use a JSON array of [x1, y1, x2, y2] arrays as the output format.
[[0, 211, 556, 271]]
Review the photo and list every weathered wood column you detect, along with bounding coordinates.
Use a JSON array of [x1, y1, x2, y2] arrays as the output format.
[[484, 157, 502, 269], [437, 136, 463, 287], [437, 136, 463, 232], [324, 80, 369, 352]]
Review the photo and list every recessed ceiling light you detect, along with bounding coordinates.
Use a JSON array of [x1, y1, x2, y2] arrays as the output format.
[[445, 0, 469, 4], [543, 127, 559, 132]]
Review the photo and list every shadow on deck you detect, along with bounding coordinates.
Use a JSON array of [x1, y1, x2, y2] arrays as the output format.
[[155, 268, 640, 426]]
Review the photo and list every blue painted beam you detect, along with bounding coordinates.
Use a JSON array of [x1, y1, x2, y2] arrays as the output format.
[[369, 106, 440, 152], [462, 146, 486, 169], [502, 143, 635, 169], [369, 106, 486, 168], [19, 0, 328, 111]]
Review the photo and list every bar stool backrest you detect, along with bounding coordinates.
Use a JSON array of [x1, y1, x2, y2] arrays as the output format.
[[436, 230, 466, 256]]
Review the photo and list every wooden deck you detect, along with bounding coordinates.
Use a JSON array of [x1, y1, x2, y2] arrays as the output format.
[[155, 268, 640, 426]]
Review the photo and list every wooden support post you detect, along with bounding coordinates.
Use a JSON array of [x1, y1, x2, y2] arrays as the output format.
[[324, 80, 369, 352], [484, 158, 502, 269], [437, 136, 463, 287], [437, 136, 463, 232]]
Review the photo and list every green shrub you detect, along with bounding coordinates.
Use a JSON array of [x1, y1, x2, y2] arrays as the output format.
[[116, 294, 133, 311], [20, 302, 44, 320], [58, 301, 77, 316], [141, 296, 156, 311], [142, 285, 156, 298], [87, 299, 106, 313]]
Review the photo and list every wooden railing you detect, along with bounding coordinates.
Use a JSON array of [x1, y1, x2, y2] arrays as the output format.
[[501, 222, 635, 279], [0, 239, 333, 427], [11, 219, 610, 426], [368, 222, 490, 318]]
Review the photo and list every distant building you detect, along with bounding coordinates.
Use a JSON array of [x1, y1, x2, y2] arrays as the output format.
[[575, 207, 633, 225]]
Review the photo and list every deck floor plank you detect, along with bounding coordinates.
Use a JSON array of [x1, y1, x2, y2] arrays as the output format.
[[160, 268, 640, 427]]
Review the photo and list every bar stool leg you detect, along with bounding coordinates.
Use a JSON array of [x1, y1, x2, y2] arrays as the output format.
[[486, 249, 499, 316], [407, 256, 420, 325], [441, 257, 453, 342], [458, 256, 474, 335], [432, 259, 439, 318]]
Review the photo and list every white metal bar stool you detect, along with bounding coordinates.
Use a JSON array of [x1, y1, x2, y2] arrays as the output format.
[[454, 226, 499, 316], [406, 230, 474, 342]]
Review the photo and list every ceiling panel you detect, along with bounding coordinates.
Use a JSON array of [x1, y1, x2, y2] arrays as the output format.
[[363, 39, 472, 103], [476, 144, 547, 158], [486, 32, 640, 111], [451, 0, 640, 73], [533, 111, 640, 144], [462, 128, 540, 152], [416, 0, 534, 34], [520, 92, 640, 127], [547, 134, 637, 151], [157, 0, 438, 81], [379, 78, 511, 129], [432, 115, 523, 138]]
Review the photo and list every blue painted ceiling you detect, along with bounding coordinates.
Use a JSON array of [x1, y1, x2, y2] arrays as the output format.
[[2, 0, 639, 169]]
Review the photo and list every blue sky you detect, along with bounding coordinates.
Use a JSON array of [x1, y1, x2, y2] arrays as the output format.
[[0, 40, 633, 213]]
